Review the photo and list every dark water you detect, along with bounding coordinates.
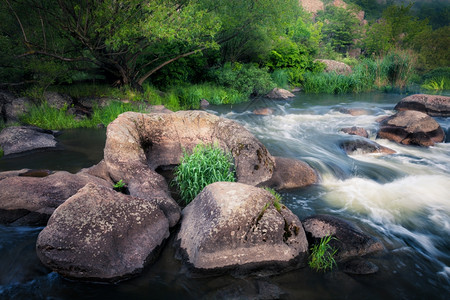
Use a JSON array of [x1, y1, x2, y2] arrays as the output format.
[[1, 93, 449, 299]]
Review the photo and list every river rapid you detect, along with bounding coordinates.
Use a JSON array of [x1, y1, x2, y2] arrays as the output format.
[[1, 92, 449, 299]]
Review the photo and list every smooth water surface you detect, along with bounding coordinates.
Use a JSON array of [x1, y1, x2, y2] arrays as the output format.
[[1, 92, 449, 299]]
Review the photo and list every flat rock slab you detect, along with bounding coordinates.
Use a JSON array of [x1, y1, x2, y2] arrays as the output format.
[[176, 182, 308, 276], [377, 110, 445, 147], [0, 126, 58, 156], [395, 94, 450, 117], [36, 183, 170, 282], [302, 214, 384, 261]]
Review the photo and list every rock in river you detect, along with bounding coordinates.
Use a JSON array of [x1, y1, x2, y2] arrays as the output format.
[[176, 182, 308, 275], [36, 183, 170, 282], [0, 126, 58, 156], [394, 94, 450, 117]]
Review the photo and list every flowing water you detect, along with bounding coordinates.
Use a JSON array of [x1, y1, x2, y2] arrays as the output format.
[[1, 93, 449, 299]]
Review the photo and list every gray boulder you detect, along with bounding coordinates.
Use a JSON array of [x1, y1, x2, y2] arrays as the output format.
[[395, 94, 450, 117], [377, 110, 445, 147], [4, 97, 33, 124], [302, 214, 384, 261], [44, 92, 73, 110], [260, 156, 318, 190], [265, 88, 295, 99], [36, 183, 169, 282], [176, 182, 308, 275], [0, 170, 110, 225], [0, 126, 58, 156]]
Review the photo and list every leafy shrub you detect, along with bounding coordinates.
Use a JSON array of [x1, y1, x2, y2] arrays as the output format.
[[173, 143, 235, 205], [308, 235, 338, 272], [271, 69, 289, 89], [421, 77, 450, 91]]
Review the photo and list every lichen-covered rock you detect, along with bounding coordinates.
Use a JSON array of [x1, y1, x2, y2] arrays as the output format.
[[0, 170, 109, 225], [316, 59, 352, 75], [377, 110, 445, 147], [36, 183, 169, 282], [0, 126, 58, 156], [260, 157, 318, 190], [176, 182, 308, 275], [3, 97, 33, 124], [44, 92, 73, 110], [265, 88, 295, 99], [302, 214, 384, 261], [395, 94, 450, 117], [103, 111, 275, 227]]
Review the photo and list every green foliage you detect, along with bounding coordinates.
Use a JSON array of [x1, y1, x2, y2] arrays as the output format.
[[20, 100, 148, 130], [303, 72, 356, 94], [0, 146, 3, 159], [113, 179, 128, 193], [173, 143, 236, 205], [271, 69, 290, 89], [308, 235, 338, 272], [421, 78, 450, 91], [211, 63, 276, 96]]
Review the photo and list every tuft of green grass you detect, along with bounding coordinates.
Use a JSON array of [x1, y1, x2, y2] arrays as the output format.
[[173, 143, 236, 205], [113, 179, 128, 194], [263, 187, 284, 211], [308, 235, 338, 272]]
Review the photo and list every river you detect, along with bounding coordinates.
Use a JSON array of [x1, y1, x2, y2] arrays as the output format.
[[1, 92, 449, 299]]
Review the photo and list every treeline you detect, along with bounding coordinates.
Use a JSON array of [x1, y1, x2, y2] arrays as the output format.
[[0, 0, 449, 102]]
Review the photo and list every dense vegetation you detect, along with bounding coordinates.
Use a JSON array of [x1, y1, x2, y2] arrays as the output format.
[[0, 0, 448, 115]]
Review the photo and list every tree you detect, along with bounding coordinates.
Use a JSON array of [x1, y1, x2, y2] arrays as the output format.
[[2, 0, 220, 88]]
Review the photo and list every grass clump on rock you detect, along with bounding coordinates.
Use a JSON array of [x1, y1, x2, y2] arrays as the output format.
[[173, 143, 235, 205], [308, 235, 338, 272]]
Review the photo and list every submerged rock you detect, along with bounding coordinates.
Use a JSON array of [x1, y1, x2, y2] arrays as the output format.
[[265, 88, 295, 99], [253, 108, 274, 116], [302, 214, 384, 261], [395, 94, 450, 117], [338, 108, 369, 116], [36, 183, 170, 282], [340, 126, 369, 138], [260, 156, 318, 189], [377, 110, 445, 147], [340, 139, 396, 155], [0, 126, 58, 156], [0, 170, 110, 225], [176, 182, 308, 275]]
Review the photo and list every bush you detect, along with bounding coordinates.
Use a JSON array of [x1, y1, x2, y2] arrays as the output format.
[[308, 235, 338, 272], [173, 143, 235, 205]]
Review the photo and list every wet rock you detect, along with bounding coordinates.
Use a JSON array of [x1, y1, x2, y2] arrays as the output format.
[[0, 170, 110, 225], [316, 59, 352, 75], [200, 99, 210, 108], [377, 110, 445, 147], [104, 111, 275, 227], [266, 88, 295, 99], [340, 126, 369, 138], [0, 126, 58, 156], [338, 108, 370, 116], [36, 183, 169, 282], [302, 214, 384, 261], [176, 182, 308, 275], [340, 139, 396, 155], [395, 94, 450, 117], [44, 92, 73, 110], [253, 108, 274, 116], [18, 169, 54, 177], [341, 258, 379, 275], [260, 156, 318, 190], [4, 97, 33, 124]]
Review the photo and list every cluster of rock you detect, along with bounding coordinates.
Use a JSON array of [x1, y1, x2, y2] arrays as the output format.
[[339, 94, 448, 153], [0, 109, 385, 283]]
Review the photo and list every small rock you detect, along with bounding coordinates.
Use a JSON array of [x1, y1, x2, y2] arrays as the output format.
[[200, 99, 210, 108], [266, 88, 295, 99], [341, 258, 379, 275], [340, 139, 396, 155], [253, 108, 274, 116], [338, 108, 370, 116], [340, 127, 369, 138]]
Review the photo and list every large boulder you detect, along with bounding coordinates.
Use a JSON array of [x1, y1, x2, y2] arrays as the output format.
[[302, 214, 384, 261], [176, 182, 308, 275], [0, 126, 58, 156], [265, 88, 295, 99], [377, 110, 445, 147], [260, 157, 318, 190], [0, 170, 109, 225], [36, 183, 170, 282], [103, 111, 275, 226], [316, 59, 352, 75], [394, 94, 450, 117]]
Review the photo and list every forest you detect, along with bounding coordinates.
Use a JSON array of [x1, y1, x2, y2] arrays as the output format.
[[1, 0, 449, 112]]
